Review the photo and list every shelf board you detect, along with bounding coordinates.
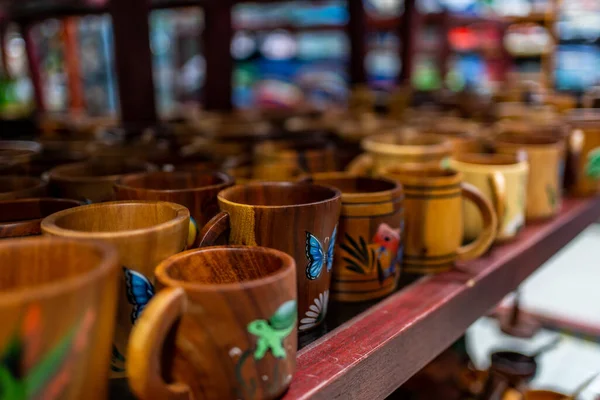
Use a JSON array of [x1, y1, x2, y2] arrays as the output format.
[[282, 196, 600, 400]]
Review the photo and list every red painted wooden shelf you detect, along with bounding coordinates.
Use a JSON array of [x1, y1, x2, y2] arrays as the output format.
[[283, 196, 600, 400]]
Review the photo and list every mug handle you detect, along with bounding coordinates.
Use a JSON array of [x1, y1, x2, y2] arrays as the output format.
[[488, 172, 507, 234], [346, 153, 374, 175], [197, 211, 230, 247], [456, 182, 498, 261], [127, 287, 190, 400]]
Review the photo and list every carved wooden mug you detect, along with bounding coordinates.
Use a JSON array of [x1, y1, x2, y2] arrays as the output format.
[[198, 182, 341, 332], [127, 246, 297, 400], [41, 200, 189, 376]]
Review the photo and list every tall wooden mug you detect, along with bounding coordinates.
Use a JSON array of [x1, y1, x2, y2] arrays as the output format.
[[127, 246, 297, 400], [0, 237, 119, 399], [198, 182, 341, 332], [307, 173, 404, 302], [565, 109, 600, 196], [40, 201, 190, 376], [382, 165, 497, 274]]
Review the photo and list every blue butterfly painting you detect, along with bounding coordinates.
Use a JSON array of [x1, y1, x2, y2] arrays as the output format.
[[305, 225, 337, 280], [123, 268, 155, 324]]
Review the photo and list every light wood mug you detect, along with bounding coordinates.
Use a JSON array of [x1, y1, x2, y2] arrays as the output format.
[[381, 165, 497, 274], [449, 153, 528, 243], [565, 109, 600, 196]]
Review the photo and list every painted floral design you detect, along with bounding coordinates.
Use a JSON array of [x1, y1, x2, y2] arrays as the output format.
[[340, 223, 401, 285], [0, 305, 95, 400], [247, 300, 296, 360], [299, 290, 329, 332]]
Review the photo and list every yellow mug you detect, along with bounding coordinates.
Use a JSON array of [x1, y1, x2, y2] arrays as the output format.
[[449, 153, 529, 243]]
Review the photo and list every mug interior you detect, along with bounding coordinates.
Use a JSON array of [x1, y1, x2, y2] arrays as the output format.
[[52, 161, 151, 179], [118, 172, 229, 191], [374, 132, 445, 146], [50, 202, 181, 232], [312, 176, 397, 194], [384, 166, 457, 179], [162, 247, 288, 286], [453, 153, 520, 166], [220, 183, 339, 207], [0, 239, 112, 293]]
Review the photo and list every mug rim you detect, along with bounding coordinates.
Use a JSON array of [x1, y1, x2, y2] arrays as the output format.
[[362, 132, 452, 157], [41, 200, 190, 239], [155, 245, 295, 293], [218, 182, 342, 209], [380, 165, 462, 186], [0, 140, 43, 155], [114, 171, 234, 194], [306, 172, 403, 202], [48, 161, 156, 183], [0, 197, 84, 224], [0, 176, 47, 195], [0, 237, 118, 306], [450, 153, 528, 171]]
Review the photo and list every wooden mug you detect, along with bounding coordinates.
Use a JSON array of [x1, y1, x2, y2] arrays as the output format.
[[40, 200, 189, 376], [198, 182, 341, 332], [347, 131, 452, 175], [306, 173, 404, 301], [450, 153, 528, 243], [566, 109, 600, 196], [115, 171, 234, 247], [0, 198, 84, 238], [127, 246, 297, 400], [522, 390, 569, 400], [381, 165, 497, 274], [494, 135, 565, 220], [253, 139, 337, 181], [0, 237, 119, 399], [48, 160, 156, 203], [0, 140, 42, 174], [0, 176, 47, 201]]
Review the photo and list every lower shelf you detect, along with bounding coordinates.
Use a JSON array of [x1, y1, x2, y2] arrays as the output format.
[[283, 196, 600, 400]]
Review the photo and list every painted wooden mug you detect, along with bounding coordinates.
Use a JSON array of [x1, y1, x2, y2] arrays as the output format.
[[0, 237, 119, 399], [114, 171, 234, 247], [47, 160, 156, 203], [127, 246, 297, 400], [450, 153, 528, 243], [198, 182, 341, 332], [347, 131, 452, 175], [0, 176, 47, 201], [494, 135, 565, 220], [566, 109, 600, 196], [40, 201, 189, 376], [381, 165, 497, 274], [306, 173, 404, 301], [0, 198, 84, 239]]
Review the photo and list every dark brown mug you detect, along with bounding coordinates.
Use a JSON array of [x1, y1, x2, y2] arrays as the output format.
[[0, 140, 42, 174], [0, 176, 47, 201], [127, 246, 297, 400], [198, 182, 342, 332], [0, 198, 84, 238], [47, 160, 156, 203], [115, 171, 234, 247]]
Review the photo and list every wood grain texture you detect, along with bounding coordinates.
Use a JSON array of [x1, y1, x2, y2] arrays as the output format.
[[0, 198, 83, 238], [308, 173, 404, 302], [198, 183, 341, 332], [0, 237, 119, 399], [381, 165, 496, 274], [523, 390, 568, 400], [48, 160, 156, 203], [0, 176, 47, 200], [115, 171, 234, 247], [41, 200, 190, 376], [127, 246, 297, 400], [281, 196, 600, 400]]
